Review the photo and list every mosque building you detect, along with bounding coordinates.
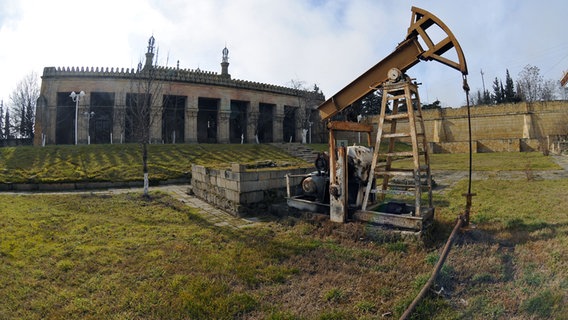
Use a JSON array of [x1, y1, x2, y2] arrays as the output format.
[[34, 36, 325, 146]]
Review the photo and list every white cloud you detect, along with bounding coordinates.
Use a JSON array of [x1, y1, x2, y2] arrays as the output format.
[[1, 0, 567, 108]]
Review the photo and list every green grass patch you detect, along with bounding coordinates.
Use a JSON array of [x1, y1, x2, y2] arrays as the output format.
[[0, 192, 319, 319], [0, 143, 311, 184], [521, 289, 562, 318], [396, 151, 560, 171], [1, 148, 567, 318]]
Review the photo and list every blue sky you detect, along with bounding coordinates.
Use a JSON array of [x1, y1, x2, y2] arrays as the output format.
[[1, 0, 567, 108]]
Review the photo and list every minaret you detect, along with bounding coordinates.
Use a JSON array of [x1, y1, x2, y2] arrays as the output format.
[[145, 36, 155, 69], [221, 46, 230, 79]]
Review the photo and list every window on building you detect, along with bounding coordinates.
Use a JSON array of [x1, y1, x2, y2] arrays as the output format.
[[283, 106, 297, 142], [230, 100, 248, 143], [162, 95, 186, 143], [197, 98, 219, 143], [258, 103, 274, 143], [125, 93, 151, 143], [55, 92, 78, 144], [90, 92, 114, 144]]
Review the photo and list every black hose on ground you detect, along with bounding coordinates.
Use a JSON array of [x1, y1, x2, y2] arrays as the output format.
[[399, 75, 474, 320], [399, 216, 465, 320]]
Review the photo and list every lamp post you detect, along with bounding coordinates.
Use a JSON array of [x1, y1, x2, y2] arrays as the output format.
[[70, 91, 85, 145]]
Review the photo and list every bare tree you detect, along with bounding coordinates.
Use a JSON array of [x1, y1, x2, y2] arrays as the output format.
[[126, 36, 170, 196], [517, 65, 543, 103], [288, 80, 324, 143], [9, 71, 39, 139], [540, 79, 558, 101]]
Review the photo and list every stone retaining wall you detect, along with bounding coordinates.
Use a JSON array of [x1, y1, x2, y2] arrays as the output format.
[[0, 178, 188, 192], [191, 163, 310, 216], [333, 101, 568, 154]]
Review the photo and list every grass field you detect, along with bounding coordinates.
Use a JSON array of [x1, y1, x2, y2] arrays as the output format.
[[1, 178, 566, 319], [0, 145, 566, 318], [0, 144, 310, 184], [0, 143, 560, 185], [399, 151, 562, 171]]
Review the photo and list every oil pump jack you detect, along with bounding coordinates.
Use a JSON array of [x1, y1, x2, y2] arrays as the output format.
[[286, 7, 469, 233]]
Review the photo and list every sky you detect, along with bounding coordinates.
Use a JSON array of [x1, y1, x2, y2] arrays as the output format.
[[1, 0, 567, 108]]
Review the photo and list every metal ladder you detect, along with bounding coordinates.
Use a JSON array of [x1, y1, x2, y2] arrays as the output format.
[[362, 77, 433, 217]]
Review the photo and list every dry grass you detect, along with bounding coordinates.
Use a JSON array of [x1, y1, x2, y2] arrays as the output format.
[[398, 152, 562, 171], [1, 146, 566, 318], [1, 176, 566, 318], [430, 178, 568, 319]]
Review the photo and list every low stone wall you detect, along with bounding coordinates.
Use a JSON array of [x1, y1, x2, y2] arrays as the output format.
[[0, 178, 189, 192], [429, 141, 475, 154], [429, 138, 542, 153], [191, 163, 310, 216]]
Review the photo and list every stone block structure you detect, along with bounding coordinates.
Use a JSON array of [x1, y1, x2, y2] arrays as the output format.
[[191, 163, 310, 216], [34, 37, 324, 146]]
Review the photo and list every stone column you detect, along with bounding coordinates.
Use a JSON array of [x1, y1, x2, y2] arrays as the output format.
[[218, 110, 231, 143], [44, 86, 58, 145], [217, 97, 231, 143], [432, 119, 445, 142], [247, 101, 259, 143], [523, 113, 536, 139], [186, 96, 198, 143], [78, 95, 90, 144]]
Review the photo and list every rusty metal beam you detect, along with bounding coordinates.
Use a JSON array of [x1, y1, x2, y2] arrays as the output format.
[[327, 121, 374, 133], [407, 6, 468, 75], [317, 6, 468, 121], [561, 71, 568, 87], [317, 38, 423, 121]]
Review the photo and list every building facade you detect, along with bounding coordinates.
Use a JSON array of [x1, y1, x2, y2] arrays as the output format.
[[34, 37, 325, 146]]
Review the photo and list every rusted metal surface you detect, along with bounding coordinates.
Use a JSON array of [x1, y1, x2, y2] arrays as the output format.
[[329, 146, 347, 222], [352, 207, 433, 231], [318, 38, 423, 121], [406, 7, 468, 74], [561, 72, 568, 87], [317, 6, 468, 121], [327, 121, 373, 133]]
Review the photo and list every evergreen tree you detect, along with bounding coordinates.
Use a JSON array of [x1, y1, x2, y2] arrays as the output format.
[[4, 108, 11, 139], [482, 89, 492, 105], [475, 90, 483, 105], [516, 83, 523, 103], [492, 77, 504, 104], [422, 99, 441, 110], [359, 90, 383, 116], [504, 69, 517, 103]]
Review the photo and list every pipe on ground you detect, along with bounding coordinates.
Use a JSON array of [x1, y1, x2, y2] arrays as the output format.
[[399, 215, 465, 320]]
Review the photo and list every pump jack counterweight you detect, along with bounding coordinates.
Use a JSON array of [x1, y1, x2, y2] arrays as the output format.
[[285, 6, 469, 234]]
